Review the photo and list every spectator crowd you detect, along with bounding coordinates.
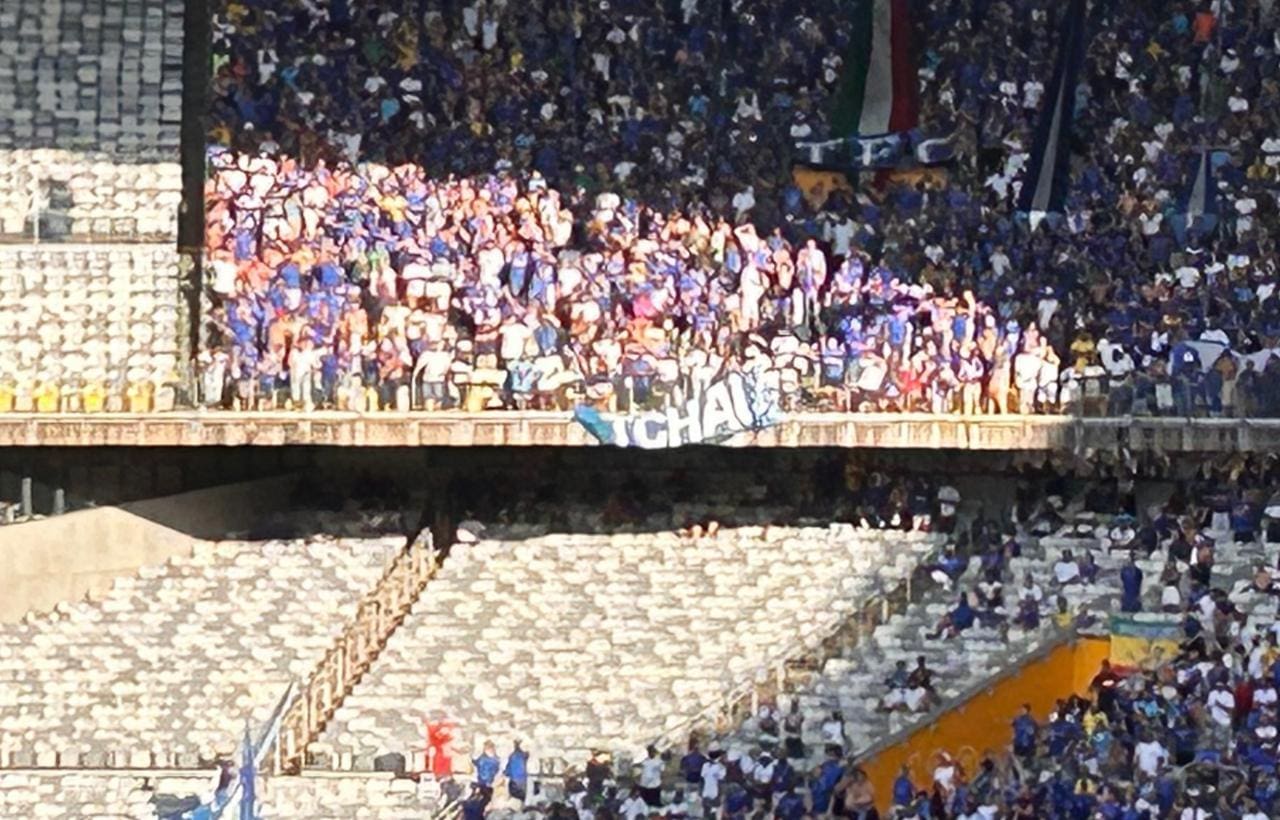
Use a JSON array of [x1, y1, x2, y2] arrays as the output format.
[[203, 0, 1280, 416]]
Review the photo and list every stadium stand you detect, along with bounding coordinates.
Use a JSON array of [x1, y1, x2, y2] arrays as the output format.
[[0, 0, 183, 155], [734, 502, 1263, 767], [0, 534, 406, 767], [0, 153, 182, 239], [255, 772, 444, 820], [201, 0, 1280, 418], [0, 245, 184, 410], [0, 0, 184, 241], [0, 0, 187, 406], [313, 524, 938, 771]]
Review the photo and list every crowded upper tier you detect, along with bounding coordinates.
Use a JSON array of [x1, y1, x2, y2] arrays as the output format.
[[201, 0, 1280, 415]]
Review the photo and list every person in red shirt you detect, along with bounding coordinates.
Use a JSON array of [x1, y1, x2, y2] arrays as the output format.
[[1235, 677, 1255, 732], [426, 720, 455, 780], [1193, 6, 1216, 43]]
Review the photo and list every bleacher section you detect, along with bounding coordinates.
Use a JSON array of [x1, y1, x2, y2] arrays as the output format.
[[735, 513, 1265, 765], [0, 535, 404, 767], [0, 0, 186, 398], [0, 0, 183, 155], [0, 245, 184, 408], [312, 525, 937, 770]]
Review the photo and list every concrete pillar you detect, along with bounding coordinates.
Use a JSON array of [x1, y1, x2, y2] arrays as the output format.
[[20, 477, 32, 518], [53, 488, 66, 516]]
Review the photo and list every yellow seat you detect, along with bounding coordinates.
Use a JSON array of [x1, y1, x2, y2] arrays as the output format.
[[33, 383, 60, 413], [0, 385, 14, 413], [126, 382, 154, 413], [82, 383, 107, 413]]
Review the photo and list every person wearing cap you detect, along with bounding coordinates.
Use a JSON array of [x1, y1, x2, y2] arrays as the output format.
[[747, 750, 775, 804]]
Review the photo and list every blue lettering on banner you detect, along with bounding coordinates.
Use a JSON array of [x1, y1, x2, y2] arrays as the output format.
[[573, 370, 782, 448]]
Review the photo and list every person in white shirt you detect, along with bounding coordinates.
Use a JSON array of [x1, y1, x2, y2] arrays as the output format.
[[699, 752, 726, 812], [621, 789, 651, 820], [1053, 551, 1082, 585], [932, 752, 957, 794], [749, 752, 776, 802], [1134, 733, 1167, 777], [637, 745, 665, 807], [1248, 639, 1267, 679], [663, 789, 699, 820], [824, 215, 856, 259], [1241, 799, 1269, 820], [820, 711, 845, 746], [1206, 680, 1236, 747], [1018, 573, 1044, 604], [1255, 680, 1278, 708]]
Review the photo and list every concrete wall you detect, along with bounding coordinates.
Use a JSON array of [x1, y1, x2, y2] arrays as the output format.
[[0, 475, 297, 623]]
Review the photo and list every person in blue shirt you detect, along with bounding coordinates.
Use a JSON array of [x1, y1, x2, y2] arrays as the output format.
[[892, 765, 914, 806], [774, 785, 805, 820], [928, 592, 976, 639], [723, 781, 752, 820], [473, 741, 501, 808], [503, 740, 529, 803], [461, 784, 487, 820], [680, 742, 707, 788], [1120, 553, 1144, 613], [1012, 704, 1038, 758], [809, 748, 845, 815]]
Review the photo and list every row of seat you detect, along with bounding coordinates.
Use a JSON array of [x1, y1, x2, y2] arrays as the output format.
[[0, 151, 181, 239], [0, 771, 212, 819]]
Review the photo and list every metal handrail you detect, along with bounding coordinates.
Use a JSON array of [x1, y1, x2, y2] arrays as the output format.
[[275, 533, 441, 773]]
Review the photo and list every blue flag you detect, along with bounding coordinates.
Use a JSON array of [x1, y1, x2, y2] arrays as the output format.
[[239, 723, 256, 820], [1018, 0, 1091, 221]]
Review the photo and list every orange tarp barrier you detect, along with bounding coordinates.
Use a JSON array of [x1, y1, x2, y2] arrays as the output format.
[[859, 636, 1110, 810]]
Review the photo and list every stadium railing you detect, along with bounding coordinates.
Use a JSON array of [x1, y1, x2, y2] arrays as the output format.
[[276, 532, 442, 774]]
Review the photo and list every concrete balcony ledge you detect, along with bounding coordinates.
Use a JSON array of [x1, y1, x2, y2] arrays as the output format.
[[0, 411, 1275, 451]]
